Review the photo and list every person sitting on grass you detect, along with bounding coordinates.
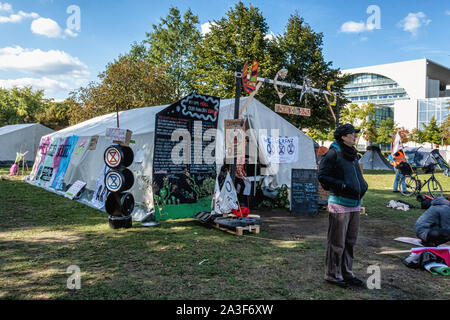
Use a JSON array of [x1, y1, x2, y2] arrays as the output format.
[[415, 196, 450, 247]]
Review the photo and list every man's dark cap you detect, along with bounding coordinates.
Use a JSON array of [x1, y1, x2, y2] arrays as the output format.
[[334, 124, 360, 140]]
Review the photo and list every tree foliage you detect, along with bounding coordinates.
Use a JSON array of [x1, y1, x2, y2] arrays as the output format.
[[376, 117, 396, 144], [0, 87, 70, 130], [67, 55, 176, 125], [421, 116, 442, 146], [143, 7, 202, 98]]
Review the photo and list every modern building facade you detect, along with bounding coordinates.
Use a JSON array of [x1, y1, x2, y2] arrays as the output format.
[[342, 58, 450, 154]]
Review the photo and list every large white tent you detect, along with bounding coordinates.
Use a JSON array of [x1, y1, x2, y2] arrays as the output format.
[[0, 123, 54, 165], [25, 97, 317, 221]]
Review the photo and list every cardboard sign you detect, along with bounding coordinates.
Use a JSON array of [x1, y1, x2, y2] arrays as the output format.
[[106, 128, 132, 145], [225, 119, 245, 163], [88, 135, 99, 150], [65, 180, 87, 200], [275, 104, 310, 116]]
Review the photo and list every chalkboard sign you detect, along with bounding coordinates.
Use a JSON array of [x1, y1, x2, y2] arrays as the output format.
[[290, 168, 318, 214], [153, 93, 220, 221]]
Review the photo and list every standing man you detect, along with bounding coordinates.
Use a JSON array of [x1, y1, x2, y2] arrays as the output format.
[[389, 149, 407, 193], [319, 124, 368, 288]]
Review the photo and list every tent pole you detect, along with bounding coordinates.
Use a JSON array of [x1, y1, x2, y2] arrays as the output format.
[[231, 65, 242, 184]]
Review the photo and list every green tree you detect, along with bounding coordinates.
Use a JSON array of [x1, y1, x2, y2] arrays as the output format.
[[192, 2, 347, 132], [440, 103, 450, 146], [260, 12, 349, 131], [0, 87, 45, 125], [143, 7, 201, 98], [339, 103, 375, 146], [363, 119, 378, 146], [34, 101, 71, 130], [68, 55, 176, 125], [376, 117, 396, 145], [410, 127, 426, 144], [422, 116, 442, 146], [192, 1, 268, 98]]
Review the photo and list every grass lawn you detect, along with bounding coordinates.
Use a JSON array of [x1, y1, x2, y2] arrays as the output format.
[[0, 167, 449, 300]]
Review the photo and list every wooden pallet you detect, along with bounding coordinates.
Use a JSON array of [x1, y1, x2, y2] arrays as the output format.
[[214, 223, 260, 236]]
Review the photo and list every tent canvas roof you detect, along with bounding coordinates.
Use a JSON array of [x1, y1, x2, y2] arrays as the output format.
[[29, 96, 316, 221], [0, 123, 54, 163], [0, 123, 38, 135], [359, 146, 393, 170]]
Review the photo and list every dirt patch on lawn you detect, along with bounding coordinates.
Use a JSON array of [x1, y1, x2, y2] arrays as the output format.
[[252, 207, 449, 299]]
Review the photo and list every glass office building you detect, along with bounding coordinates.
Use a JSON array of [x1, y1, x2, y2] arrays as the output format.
[[418, 98, 450, 129]]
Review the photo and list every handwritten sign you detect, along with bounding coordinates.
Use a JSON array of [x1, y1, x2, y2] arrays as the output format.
[[225, 119, 245, 163], [106, 128, 132, 144], [275, 104, 310, 117], [290, 169, 318, 214], [65, 180, 87, 200]]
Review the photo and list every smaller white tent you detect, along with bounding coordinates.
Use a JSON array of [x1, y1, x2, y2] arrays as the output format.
[[0, 123, 54, 165]]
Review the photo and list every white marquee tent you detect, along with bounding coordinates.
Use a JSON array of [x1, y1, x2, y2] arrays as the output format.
[[25, 97, 317, 221], [0, 123, 54, 165]]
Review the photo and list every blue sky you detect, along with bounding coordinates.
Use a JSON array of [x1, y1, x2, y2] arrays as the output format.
[[0, 0, 449, 101]]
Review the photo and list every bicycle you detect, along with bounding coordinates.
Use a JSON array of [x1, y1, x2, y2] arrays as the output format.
[[398, 162, 443, 198]]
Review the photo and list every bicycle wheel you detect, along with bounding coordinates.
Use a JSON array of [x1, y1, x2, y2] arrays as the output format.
[[400, 176, 417, 197], [427, 178, 443, 198]]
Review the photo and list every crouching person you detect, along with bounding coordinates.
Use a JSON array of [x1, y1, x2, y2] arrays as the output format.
[[319, 124, 368, 288], [415, 196, 450, 247]]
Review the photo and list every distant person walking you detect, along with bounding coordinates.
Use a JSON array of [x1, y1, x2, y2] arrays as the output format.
[[319, 124, 368, 288], [389, 149, 407, 193]]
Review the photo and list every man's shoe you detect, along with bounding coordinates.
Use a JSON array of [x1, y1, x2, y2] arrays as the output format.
[[325, 279, 349, 288], [392, 190, 400, 193], [345, 277, 364, 287]]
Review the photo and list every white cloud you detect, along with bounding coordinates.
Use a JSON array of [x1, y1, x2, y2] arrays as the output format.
[[0, 76, 87, 101], [31, 17, 79, 38], [264, 31, 275, 41], [64, 28, 78, 38], [340, 21, 368, 33], [0, 2, 12, 12], [445, 10, 450, 16], [0, 77, 71, 93], [0, 46, 89, 78], [31, 17, 63, 38], [398, 12, 431, 36], [0, 8, 38, 24], [201, 22, 216, 35]]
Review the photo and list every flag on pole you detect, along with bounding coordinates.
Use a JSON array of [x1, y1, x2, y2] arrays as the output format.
[[392, 132, 403, 155]]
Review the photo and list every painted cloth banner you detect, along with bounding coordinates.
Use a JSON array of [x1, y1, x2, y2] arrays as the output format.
[[36, 137, 61, 187], [215, 172, 239, 214], [260, 136, 299, 164], [48, 137, 68, 188], [91, 164, 111, 209], [52, 135, 79, 190], [30, 137, 50, 181]]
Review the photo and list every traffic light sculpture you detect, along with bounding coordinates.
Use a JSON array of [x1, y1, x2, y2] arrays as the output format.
[[104, 144, 135, 229]]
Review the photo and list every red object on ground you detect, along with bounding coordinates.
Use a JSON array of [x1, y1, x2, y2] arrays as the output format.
[[411, 248, 450, 266], [232, 206, 250, 217]]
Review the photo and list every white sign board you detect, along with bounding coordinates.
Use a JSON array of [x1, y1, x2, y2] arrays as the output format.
[[65, 180, 87, 200], [260, 136, 299, 164], [106, 128, 132, 144]]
